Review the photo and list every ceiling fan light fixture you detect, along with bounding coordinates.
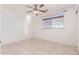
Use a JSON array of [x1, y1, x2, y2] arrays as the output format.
[[26, 4, 48, 16], [34, 10, 39, 16], [34, 10, 39, 14]]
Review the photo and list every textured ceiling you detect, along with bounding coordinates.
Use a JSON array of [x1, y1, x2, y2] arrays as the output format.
[[2, 4, 76, 17]]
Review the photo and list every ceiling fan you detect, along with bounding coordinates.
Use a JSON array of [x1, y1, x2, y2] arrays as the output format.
[[26, 4, 48, 16]]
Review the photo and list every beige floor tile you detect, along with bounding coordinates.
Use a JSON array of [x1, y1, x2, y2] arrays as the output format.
[[1, 38, 79, 55]]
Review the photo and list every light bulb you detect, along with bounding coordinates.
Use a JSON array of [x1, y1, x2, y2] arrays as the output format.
[[34, 10, 39, 14]]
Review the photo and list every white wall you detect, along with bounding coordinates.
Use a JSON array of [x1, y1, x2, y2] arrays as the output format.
[[0, 5, 1, 42], [77, 6, 79, 52], [1, 5, 32, 45], [0, 5, 1, 54], [33, 8, 77, 46]]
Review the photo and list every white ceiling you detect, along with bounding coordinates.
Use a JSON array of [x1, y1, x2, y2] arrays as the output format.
[[2, 4, 76, 17]]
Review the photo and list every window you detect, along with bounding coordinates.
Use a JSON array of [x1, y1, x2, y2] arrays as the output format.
[[42, 12, 64, 29]]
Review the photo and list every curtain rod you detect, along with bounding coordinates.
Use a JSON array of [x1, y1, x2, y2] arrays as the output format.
[[43, 15, 64, 20]]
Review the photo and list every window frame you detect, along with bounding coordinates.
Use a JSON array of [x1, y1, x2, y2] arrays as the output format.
[[42, 12, 64, 29]]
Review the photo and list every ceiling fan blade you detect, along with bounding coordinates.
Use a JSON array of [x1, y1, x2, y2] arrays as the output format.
[[34, 4, 37, 10], [40, 10, 46, 13], [26, 5, 34, 9], [40, 4, 44, 8], [39, 9, 48, 13], [26, 10, 33, 13]]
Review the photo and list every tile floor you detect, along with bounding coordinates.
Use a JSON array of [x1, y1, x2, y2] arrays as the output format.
[[1, 38, 79, 55]]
